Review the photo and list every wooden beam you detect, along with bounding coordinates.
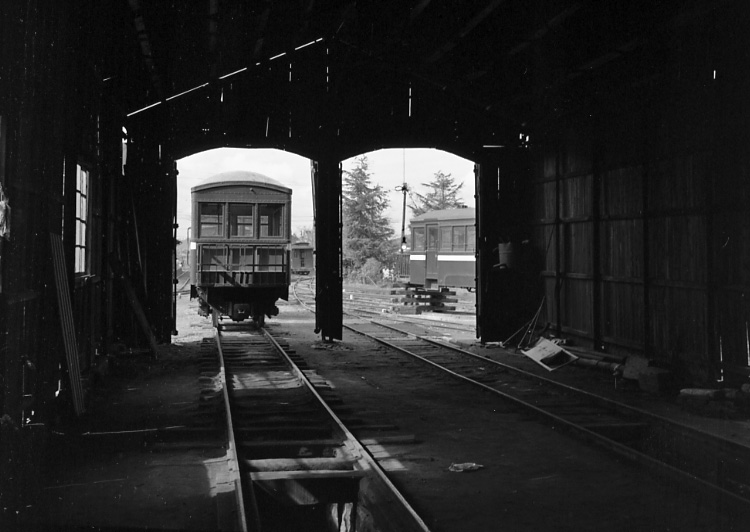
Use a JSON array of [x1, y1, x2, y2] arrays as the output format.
[[424, 0, 506, 64], [109, 254, 160, 358]]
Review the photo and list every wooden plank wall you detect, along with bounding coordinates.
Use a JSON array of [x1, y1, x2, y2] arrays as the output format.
[[121, 122, 177, 345], [1, 0, 117, 427], [530, 70, 750, 386]]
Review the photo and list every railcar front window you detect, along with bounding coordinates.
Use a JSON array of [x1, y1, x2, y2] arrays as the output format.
[[427, 226, 439, 251], [413, 227, 425, 251], [258, 248, 284, 271], [229, 204, 253, 237], [230, 246, 254, 269], [200, 245, 226, 270], [259, 204, 283, 237], [453, 226, 466, 251], [200, 203, 224, 237]]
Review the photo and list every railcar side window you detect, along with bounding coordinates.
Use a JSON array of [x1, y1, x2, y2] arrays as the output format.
[[413, 227, 425, 251], [466, 226, 476, 251], [259, 204, 283, 237], [441, 227, 452, 250], [452, 226, 466, 251], [200, 203, 224, 237], [229, 203, 253, 237]]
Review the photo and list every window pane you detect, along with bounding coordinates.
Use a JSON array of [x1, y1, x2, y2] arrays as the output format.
[[413, 228, 425, 251], [200, 203, 224, 237], [453, 226, 466, 250], [466, 226, 476, 251], [258, 248, 284, 271], [74, 165, 89, 274], [200, 245, 227, 270], [75, 248, 84, 273], [441, 228, 452, 250], [230, 204, 253, 237], [259, 204, 283, 237], [230, 246, 254, 268], [427, 226, 439, 250]]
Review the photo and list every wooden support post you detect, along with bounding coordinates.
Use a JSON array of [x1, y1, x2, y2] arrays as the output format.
[[312, 157, 343, 341]]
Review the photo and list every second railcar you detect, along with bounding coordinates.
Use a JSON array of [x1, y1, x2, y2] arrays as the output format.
[[189, 171, 292, 326], [291, 241, 314, 275], [400, 207, 476, 290]]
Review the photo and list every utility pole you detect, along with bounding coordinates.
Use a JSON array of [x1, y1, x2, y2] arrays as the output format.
[[398, 182, 408, 252]]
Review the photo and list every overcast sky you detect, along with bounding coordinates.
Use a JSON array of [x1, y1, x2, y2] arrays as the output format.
[[176, 147, 475, 241]]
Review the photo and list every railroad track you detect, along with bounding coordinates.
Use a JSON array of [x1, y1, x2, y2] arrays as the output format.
[[203, 318, 431, 531], [292, 277, 477, 335], [341, 318, 750, 514]]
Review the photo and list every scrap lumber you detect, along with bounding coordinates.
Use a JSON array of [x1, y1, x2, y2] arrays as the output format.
[[50, 233, 85, 416], [109, 254, 160, 358]]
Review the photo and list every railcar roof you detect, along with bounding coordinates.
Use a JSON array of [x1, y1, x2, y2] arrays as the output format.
[[411, 207, 475, 223], [191, 171, 292, 194]]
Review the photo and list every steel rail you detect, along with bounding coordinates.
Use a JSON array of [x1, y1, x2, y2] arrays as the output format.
[[296, 279, 750, 468], [259, 326, 432, 532], [292, 277, 477, 333], [343, 320, 750, 510], [214, 328, 257, 532], [374, 320, 750, 464]]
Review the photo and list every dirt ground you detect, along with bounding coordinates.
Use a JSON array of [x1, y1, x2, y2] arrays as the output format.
[[266, 297, 750, 531], [19, 292, 750, 532]]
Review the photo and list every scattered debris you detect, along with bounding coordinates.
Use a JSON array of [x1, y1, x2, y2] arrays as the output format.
[[311, 342, 352, 351], [449, 462, 484, 472], [678, 386, 750, 418], [521, 338, 578, 371]]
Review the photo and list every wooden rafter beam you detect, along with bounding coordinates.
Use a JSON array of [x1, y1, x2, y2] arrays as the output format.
[[424, 0, 505, 64], [410, 0, 433, 21], [507, 3, 582, 56], [128, 0, 164, 100], [208, 0, 219, 78], [252, 7, 271, 61]]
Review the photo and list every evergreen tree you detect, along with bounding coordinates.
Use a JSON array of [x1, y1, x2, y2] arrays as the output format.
[[293, 226, 315, 244], [409, 170, 465, 216], [342, 155, 395, 269]]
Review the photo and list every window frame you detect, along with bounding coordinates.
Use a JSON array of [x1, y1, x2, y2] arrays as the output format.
[[199, 202, 225, 238], [74, 164, 90, 274], [412, 227, 425, 251], [258, 203, 285, 238], [229, 203, 254, 238]]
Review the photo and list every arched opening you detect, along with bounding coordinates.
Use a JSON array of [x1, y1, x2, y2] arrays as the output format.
[[340, 148, 474, 291], [175, 148, 312, 328]]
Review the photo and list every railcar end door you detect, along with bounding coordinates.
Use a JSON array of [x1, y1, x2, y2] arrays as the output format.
[[425, 224, 439, 285]]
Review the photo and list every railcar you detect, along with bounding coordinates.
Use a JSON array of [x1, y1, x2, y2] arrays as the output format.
[[189, 171, 292, 326], [290, 241, 314, 275], [396, 207, 476, 291]]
